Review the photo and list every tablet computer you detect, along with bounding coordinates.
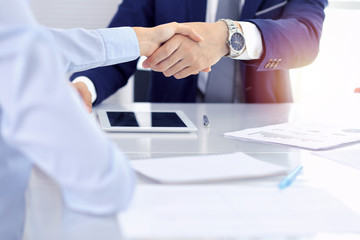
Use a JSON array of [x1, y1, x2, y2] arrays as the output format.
[[97, 110, 198, 133]]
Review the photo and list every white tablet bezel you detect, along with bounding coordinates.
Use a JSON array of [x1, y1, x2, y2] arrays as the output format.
[[97, 110, 198, 133]]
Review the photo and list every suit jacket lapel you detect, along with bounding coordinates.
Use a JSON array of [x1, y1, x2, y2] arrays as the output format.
[[186, 0, 207, 22], [241, 0, 264, 19]]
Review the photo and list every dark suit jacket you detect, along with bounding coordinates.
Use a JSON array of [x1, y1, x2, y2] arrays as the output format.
[[71, 0, 327, 104]]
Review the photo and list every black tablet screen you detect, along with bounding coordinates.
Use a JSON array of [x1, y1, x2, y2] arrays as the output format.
[[107, 112, 187, 127]]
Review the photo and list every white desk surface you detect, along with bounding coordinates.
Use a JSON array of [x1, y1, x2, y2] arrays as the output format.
[[23, 103, 360, 240]]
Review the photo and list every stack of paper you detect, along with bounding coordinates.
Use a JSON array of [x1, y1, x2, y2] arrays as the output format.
[[225, 123, 360, 150], [130, 152, 287, 184]]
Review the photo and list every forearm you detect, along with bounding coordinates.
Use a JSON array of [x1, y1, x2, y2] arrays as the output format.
[[47, 27, 140, 74], [245, 0, 327, 70]]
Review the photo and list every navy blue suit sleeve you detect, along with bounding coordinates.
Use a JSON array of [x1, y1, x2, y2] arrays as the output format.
[[243, 0, 327, 71], [70, 0, 154, 105]]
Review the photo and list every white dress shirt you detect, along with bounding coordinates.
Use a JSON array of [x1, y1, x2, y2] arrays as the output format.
[[0, 0, 139, 215], [73, 0, 263, 102]]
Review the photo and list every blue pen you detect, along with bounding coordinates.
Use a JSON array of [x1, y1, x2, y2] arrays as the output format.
[[278, 165, 303, 190]]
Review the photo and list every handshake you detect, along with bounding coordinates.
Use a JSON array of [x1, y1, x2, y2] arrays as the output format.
[[133, 21, 230, 79], [73, 21, 230, 112]]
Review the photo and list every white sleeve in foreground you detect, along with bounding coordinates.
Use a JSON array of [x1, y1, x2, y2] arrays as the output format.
[[0, 26, 135, 215], [48, 27, 140, 74]]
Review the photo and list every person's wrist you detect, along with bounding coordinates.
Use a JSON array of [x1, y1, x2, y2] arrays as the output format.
[[73, 82, 92, 99], [214, 21, 230, 57], [73, 77, 97, 104], [132, 27, 152, 57]]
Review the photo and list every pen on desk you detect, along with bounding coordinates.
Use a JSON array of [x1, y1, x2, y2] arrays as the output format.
[[203, 115, 210, 127], [278, 165, 303, 190]]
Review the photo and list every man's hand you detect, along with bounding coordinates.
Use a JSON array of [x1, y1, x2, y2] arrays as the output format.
[[72, 82, 93, 113], [132, 22, 204, 57], [142, 21, 229, 79]]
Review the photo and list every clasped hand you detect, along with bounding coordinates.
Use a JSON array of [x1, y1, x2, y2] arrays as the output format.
[[141, 21, 229, 79], [73, 21, 229, 112]]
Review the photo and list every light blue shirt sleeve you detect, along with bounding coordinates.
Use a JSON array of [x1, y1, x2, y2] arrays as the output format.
[[0, 0, 135, 215], [47, 27, 140, 74]]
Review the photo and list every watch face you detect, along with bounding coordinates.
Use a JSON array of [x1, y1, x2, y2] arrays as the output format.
[[230, 32, 245, 52]]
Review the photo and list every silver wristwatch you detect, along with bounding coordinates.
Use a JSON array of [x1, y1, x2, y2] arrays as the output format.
[[220, 19, 246, 58]]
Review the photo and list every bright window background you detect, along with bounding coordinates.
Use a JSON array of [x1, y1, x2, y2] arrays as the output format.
[[291, 1, 360, 105]]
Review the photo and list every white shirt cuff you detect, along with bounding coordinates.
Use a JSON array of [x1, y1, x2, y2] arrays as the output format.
[[234, 21, 263, 60], [73, 76, 97, 104]]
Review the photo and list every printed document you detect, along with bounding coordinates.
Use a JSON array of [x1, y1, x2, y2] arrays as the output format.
[[225, 123, 360, 150]]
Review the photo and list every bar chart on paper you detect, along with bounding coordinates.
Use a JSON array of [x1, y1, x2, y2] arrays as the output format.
[[224, 123, 360, 150]]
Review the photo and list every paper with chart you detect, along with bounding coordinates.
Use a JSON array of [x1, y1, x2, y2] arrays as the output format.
[[130, 152, 287, 184], [118, 185, 360, 239], [224, 123, 360, 150]]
